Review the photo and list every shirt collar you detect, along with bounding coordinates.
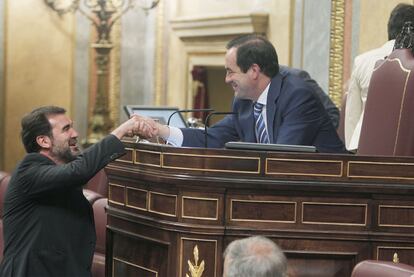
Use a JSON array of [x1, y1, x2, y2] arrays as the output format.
[[256, 83, 270, 105]]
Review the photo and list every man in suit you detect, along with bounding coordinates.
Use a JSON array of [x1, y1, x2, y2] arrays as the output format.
[[0, 106, 151, 277], [279, 66, 339, 129], [143, 34, 345, 153]]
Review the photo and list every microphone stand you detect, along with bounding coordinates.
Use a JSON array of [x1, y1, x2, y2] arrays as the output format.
[[167, 109, 214, 126], [204, 112, 237, 148]]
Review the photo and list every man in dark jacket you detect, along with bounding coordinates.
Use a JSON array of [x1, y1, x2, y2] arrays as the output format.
[[0, 106, 151, 277]]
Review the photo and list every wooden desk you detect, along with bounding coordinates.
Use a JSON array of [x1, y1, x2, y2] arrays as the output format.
[[105, 142, 414, 277]]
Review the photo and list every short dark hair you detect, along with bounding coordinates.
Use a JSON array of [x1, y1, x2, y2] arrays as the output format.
[[226, 34, 279, 78], [21, 106, 66, 153], [388, 3, 414, 40]]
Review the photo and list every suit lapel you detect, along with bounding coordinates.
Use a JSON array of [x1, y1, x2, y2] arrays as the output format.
[[266, 74, 283, 143]]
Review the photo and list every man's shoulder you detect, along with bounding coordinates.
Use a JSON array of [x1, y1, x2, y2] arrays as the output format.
[[354, 40, 394, 65]]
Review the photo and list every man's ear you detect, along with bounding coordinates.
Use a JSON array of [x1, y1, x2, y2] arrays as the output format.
[[36, 135, 52, 149], [249, 64, 261, 79]]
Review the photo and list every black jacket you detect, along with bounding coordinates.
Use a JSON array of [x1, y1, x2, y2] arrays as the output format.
[[0, 135, 125, 277]]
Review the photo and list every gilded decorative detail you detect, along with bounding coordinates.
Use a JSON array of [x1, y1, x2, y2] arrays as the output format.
[[186, 245, 205, 277], [109, 20, 121, 125], [329, 0, 345, 108], [393, 252, 399, 263], [154, 0, 165, 105]]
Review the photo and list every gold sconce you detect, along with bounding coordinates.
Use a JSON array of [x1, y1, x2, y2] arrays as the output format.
[[44, 0, 160, 146]]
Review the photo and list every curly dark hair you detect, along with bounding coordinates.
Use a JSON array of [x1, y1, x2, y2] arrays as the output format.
[[388, 3, 414, 40]]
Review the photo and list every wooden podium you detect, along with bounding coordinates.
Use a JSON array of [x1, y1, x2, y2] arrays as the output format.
[[105, 141, 414, 277]]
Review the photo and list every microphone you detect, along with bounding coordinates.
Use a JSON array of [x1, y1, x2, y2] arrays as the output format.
[[204, 111, 237, 148], [167, 108, 214, 126]]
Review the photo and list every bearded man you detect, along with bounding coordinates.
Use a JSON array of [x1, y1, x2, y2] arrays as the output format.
[[0, 106, 153, 277]]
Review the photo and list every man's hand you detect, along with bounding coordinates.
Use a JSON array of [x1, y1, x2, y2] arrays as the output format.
[[111, 115, 157, 140]]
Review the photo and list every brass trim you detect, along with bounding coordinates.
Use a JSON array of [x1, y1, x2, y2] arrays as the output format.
[[265, 158, 343, 177], [180, 237, 217, 277], [108, 183, 125, 206], [374, 58, 411, 73], [302, 202, 367, 226], [116, 147, 134, 164], [113, 256, 158, 276], [148, 191, 178, 217], [230, 199, 297, 223], [348, 161, 414, 180], [328, 0, 345, 108], [376, 246, 414, 261], [134, 149, 162, 167], [126, 187, 149, 211], [186, 245, 205, 277], [162, 152, 260, 174], [182, 196, 219, 221], [378, 205, 414, 228]]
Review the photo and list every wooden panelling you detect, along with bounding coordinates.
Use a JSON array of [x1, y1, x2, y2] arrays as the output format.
[[126, 187, 148, 211], [109, 183, 125, 206], [163, 153, 260, 174], [111, 233, 167, 277], [149, 191, 177, 217], [378, 205, 414, 227], [116, 148, 134, 163], [113, 258, 158, 277], [134, 149, 161, 167], [107, 143, 414, 276], [377, 246, 414, 265], [348, 161, 414, 180], [230, 199, 296, 223], [266, 158, 343, 177], [182, 196, 218, 220], [180, 237, 218, 277], [302, 202, 367, 226], [287, 253, 356, 277]]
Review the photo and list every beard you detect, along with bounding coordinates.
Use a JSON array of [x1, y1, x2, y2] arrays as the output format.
[[51, 139, 81, 163]]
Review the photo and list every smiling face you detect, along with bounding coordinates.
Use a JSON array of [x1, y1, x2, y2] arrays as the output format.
[[47, 114, 80, 163], [225, 47, 257, 100]]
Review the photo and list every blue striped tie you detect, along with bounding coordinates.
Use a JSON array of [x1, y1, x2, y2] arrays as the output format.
[[253, 102, 270, 144]]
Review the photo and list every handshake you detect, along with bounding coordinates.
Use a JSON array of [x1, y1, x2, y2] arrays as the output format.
[[111, 115, 171, 141]]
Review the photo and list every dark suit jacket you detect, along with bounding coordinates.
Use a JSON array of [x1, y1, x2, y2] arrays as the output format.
[[279, 66, 340, 129], [182, 71, 346, 153], [0, 135, 125, 277]]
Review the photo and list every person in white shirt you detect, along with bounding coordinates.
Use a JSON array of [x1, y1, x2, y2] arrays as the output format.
[[345, 3, 414, 151]]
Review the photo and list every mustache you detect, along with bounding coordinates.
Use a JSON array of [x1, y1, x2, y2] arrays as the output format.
[[69, 138, 78, 146]]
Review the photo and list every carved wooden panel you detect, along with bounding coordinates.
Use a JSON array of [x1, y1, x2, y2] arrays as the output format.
[[111, 232, 168, 277], [348, 161, 414, 180], [378, 205, 414, 227], [126, 187, 148, 211], [376, 245, 414, 265], [135, 149, 161, 167], [266, 158, 342, 177], [302, 202, 367, 226], [230, 199, 296, 223], [180, 237, 218, 277], [182, 196, 219, 220], [109, 183, 125, 206], [163, 153, 260, 174], [149, 191, 177, 217]]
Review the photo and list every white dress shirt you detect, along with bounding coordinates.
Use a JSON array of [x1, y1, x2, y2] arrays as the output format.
[[164, 83, 271, 146], [344, 40, 395, 151]]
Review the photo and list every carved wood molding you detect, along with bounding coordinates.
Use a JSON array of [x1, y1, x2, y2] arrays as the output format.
[[170, 13, 268, 41]]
